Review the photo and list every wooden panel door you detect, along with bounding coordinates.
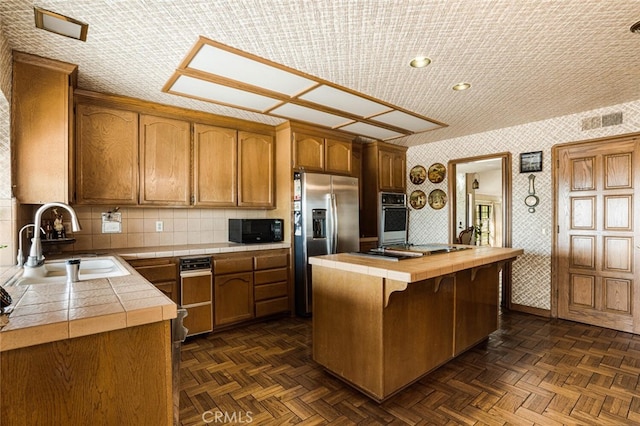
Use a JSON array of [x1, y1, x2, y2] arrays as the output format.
[[237, 131, 274, 207], [76, 104, 138, 204], [557, 136, 640, 333], [214, 272, 254, 326], [325, 139, 352, 175], [293, 133, 324, 171], [193, 123, 237, 206], [139, 115, 191, 205]]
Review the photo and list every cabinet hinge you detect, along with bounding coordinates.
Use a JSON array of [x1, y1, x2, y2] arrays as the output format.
[[557, 225, 560, 233], [190, 195, 195, 205]]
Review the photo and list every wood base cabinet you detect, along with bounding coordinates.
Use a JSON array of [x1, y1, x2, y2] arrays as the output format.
[[1, 321, 172, 425], [213, 256, 254, 326], [126, 257, 179, 304], [212, 249, 291, 327], [254, 250, 290, 317]]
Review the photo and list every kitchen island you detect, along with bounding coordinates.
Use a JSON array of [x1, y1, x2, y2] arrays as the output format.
[[309, 244, 523, 402]]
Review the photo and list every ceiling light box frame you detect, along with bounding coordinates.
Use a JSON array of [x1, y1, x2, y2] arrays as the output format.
[[163, 37, 446, 141]]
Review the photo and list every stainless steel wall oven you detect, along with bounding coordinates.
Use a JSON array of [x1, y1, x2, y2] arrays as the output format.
[[378, 192, 408, 246]]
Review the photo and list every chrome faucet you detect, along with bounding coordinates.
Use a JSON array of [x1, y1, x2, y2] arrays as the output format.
[[17, 224, 43, 267], [24, 202, 82, 268]]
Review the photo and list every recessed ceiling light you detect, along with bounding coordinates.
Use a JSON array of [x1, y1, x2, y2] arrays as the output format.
[[34, 7, 88, 41], [409, 56, 431, 68], [631, 20, 640, 34], [452, 82, 471, 91]]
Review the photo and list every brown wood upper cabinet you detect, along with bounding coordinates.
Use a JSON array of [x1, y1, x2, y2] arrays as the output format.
[[75, 104, 138, 205], [193, 126, 275, 208], [193, 124, 237, 207], [293, 132, 353, 175], [363, 141, 407, 193], [139, 115, 191, 206], [238, 131, 275, 207], [12, 52, 77, 204]]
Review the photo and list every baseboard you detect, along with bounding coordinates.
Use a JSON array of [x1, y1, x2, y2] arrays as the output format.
[[509, 303, 551, 318]]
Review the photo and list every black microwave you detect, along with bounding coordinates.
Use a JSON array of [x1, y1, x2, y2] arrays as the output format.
[[228, 219, 284, 244]]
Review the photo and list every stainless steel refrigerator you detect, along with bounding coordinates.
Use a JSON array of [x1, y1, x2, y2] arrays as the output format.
[[294, 172, 360, 316]]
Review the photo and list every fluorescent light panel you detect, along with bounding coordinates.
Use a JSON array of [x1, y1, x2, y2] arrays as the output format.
[[372, 110, 441, 132], [188, 44, 316, 96], [165, 37, 446, 141], [298, 85, 391, 117], [34, 7, 88, 41], [339, 122, 405, 140], [270, 103, 353, 128], [170, 75, 281, 112]]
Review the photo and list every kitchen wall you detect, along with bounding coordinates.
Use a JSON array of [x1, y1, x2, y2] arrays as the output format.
[[0, 20, 14, 266], [57, 206, 267, 253], [407, 99, 640, 311]]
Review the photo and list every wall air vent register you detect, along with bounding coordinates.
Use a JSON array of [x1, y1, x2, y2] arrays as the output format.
[[163, 37, 446, 141]]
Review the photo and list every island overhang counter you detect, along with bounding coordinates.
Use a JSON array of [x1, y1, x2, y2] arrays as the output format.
[[309, 245, 523, 402]]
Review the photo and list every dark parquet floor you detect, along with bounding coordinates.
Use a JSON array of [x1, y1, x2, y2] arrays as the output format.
[[178, 311, 640, 425]]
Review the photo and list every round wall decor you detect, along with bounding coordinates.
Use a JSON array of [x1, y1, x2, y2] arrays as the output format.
[[409, 190, 427, 209], [409, 165, 427, 184], [428, 163, 446, 183], [428, 189, 447, 210]]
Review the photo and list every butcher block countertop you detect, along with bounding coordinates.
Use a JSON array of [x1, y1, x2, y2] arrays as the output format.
[[309, 244, 524, 283]]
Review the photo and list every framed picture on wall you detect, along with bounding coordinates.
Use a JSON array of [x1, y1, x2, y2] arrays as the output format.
[[520, 151, 543, 173]]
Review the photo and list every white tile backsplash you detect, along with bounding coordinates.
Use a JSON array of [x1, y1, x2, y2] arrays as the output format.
[[59, 207, 267, 252]]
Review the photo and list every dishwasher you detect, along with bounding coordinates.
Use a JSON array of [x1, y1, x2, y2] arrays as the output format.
[[179, 256, 213, 337]]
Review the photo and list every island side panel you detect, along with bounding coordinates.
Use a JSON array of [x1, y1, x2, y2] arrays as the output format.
[[1, 321, 173, 425], [454, 264, 500, 355], [383, 276, 455, 397], [312, 266, 385, 399]]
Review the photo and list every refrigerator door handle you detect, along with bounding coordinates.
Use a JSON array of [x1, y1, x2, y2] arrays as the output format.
[[325, 194, 333, 254], [330, 193, 338, 254]]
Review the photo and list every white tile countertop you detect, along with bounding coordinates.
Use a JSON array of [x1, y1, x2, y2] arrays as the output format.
[[0, 257, 176, 352], [0, 242, 291, 352]]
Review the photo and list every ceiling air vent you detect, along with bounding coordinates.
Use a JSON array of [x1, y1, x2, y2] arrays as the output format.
[[581, 112, 623, 131], [602, 112, 623, 127]]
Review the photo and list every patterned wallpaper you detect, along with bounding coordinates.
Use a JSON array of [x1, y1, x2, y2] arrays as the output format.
[[408, 99, 640, 310], [0, 21, 13, 266]]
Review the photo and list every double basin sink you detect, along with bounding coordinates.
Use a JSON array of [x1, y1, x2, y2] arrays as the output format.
[[6, 256, 130, 286]]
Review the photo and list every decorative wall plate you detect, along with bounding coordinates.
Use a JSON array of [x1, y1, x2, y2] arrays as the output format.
[[428, 163, 446, 183], [428, 189, 447, 210], [409, 190, 427, 209], [409, 165, 427, 184]]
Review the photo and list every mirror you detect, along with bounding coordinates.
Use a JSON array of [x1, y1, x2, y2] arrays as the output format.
[[448, 153, 513, 307]]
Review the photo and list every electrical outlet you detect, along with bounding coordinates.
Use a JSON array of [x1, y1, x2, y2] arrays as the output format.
[[156, 221, 163, 232]]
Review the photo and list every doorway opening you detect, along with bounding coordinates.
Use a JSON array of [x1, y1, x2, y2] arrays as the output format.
[[448, 153, 512, 308]]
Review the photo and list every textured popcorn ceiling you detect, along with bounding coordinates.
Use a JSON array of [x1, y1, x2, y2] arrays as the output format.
[[1, 0, 639, 146]]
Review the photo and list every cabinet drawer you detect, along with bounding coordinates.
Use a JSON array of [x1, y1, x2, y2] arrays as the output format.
[[132, 263, 176, 283], [254, 268, 288, 285], [184, 304, 212, 336], [254, 253, 288, 270], [255, 282, 288, 301], [214, 257, 253, 274], [255, 297, 289, 317], [182, 274, 212, 305]]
